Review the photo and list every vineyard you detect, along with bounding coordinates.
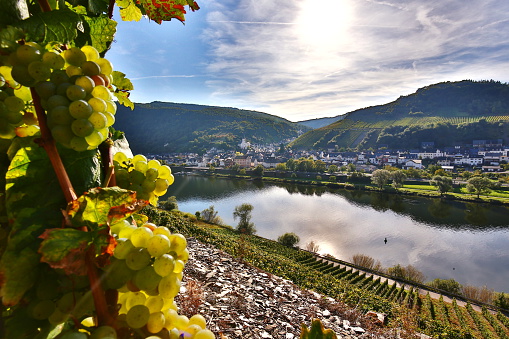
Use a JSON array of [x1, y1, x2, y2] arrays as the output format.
[[143, 207, 509, 339]]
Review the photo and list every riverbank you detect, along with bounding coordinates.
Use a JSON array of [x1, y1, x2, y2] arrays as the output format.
[[179, 169, 509, 206]]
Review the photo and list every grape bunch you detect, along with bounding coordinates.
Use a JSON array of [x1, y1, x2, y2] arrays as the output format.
[[0, 67, 39, 139], [107, 220, 215, 339], [5, 42, 117, 151], [114, 153, 175, 205]]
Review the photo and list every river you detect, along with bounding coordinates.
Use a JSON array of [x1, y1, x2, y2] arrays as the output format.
[[165, 175, 509, 293]]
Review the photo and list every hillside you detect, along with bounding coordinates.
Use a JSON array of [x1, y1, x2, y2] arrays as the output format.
[[114, 102, 309, 154], [290, 80, 509, 150], [297, 115, 345, 129]]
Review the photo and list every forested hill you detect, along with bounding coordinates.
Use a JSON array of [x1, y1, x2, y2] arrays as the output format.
[[115, 102, 309, 154], [289, 80, 509, 151]]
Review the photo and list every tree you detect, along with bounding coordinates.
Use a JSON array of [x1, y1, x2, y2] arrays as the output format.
[[391, 170, 407, 190], [371, 169, 391, 190], [386, 264, 426, 284], [328, 164, 338, 173], [159, 196, 178, 211], [314, 160, 327, 172], [233, 203, 256, 235], [427, 278, 462, 295], [277, 232, 300, 247], [347, 163, 356, 172], [430, 175, 453, 195], [201, 205, 220, 223], [253, 164, 264, 177], [275, 163, 287, 171], [466, 176, 492, 198], [305, 241, 320, 253]]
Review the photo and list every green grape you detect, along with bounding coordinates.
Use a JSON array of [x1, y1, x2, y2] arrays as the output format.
[[71, 118, 94, 137], [147, 234, 170, 257], [147, 311, 166, 333], [130, 227, 153, 248], [51, 125, 74, 145], [64, 47, 87, 67], [141, 178, 156, 193], [88, 97, 107, 112], [27, 61, 51, 81], [175, 315, 189, 330], [114, 151, 129, 164], [90, 326, 117, 339], [91, 85, 112, 100], [153, 254, 175, 277], [133, 154, 148, 163], [158, 165, 172, 179], [133, 266, 161, 291], [66, 65, 83, 77], [57, 292, 79, 313], [115, 168, 130, 188], [105, 100, 117, 114], [42, 51, 65, 69], [56, 82, 72, 96], [48, 308, 68, 325], [88, 111, 107, 129], [5, 110, 23, 124], [195, 329, 215, 339], [75, 75, 95, 93], [178, 248, 189, 262], [66, 84, 87, 101], [134, 160, 148, 173], [35, 81, 57, 99], [103, 258, 134, 289], [16, 44, 42, 65], [126, 304, 150, 329], [96, 58, 113, 75], [70, 136, 90, 151], [0, 119, 16, 139], [185, 324, 203, 336], [81, 45, 100, 61], [173, 259, 185, 274], [153, 226, 171, 238], [125, 247, 151, 270], [103, 111, 115, 126], [48, 106, 73, 125], [169, 234, 187, 255], [145, 295, 164, 313], [148, 159, 161, 169], [125, 291, 147, 310], [4, 96, 24, 112], [113, 238, 135, 259], [46, 95, 70, 110], [158, 273, 181, 299], [11, 65, 37, 87], [110, 220, 131, 236], [189, 314, 207, 330], [50, 69, 70, 85], [129, 170, 145, 185], [59, 331, 88, 339], [154, 178, 169, 196], [69, 99, 93, 119], [85, 130, 104, 147], [30, 299, 56, 320], [118, 224, 137, 239], [81, 61, 101, 76], [163, 309, 179, 329]]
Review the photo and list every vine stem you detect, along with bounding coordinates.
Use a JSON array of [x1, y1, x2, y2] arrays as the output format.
[[37, 0, 52, 12]]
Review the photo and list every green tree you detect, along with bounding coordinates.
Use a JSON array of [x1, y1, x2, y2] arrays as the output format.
[[328, 164, 338, 173], [391, 170, 407, 190], [430, 175, 453, 195], [347, 163, 356, 172], [275, 163, 287, 171], [314, 160, 327, 172], [201, 205, 221, 224], [466, 176, 493, 198], [371, 169, 391, 190], [427, 278, 462, 295], [286, 158, 296, 171], [387, 264, 426, 284], [159, 196, 178, 211], [233, 203, 256, 235], [329, 175, 337, 182], [277, 232, 300, 247], [253, 164, 264, 177]]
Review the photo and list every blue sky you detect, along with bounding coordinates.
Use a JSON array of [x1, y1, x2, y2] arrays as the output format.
[[108, 0, 509, 122]]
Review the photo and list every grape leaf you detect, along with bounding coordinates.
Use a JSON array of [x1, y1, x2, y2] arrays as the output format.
[[88, 0, 109, 15], [119, 3, 143, 22], [137, 0, 200, 24], [39, 228, 92, 276], [76, 14, 117, 54], [113, 70, 134, 91], [114, 90, 134, 109], [17, 9, 82, 45], [0, 26, 25, 52]]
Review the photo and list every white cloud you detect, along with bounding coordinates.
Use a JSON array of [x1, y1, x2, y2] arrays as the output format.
[[201, 0, 509, 121]]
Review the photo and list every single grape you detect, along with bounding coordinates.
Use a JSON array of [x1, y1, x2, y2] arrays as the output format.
[[71, 118, 94, 137], [48, 308, 68, 325], [27, 61, 51, 81], [113, 151, 129, 164], [90, 326, 117, 339], [125, 247, 151, 270], [118, 224, 137, 238], [145, 295, 164, 313], [57, 292, 79, 313], [42, 51, 65, 69], [125, 291, 147, 310], [153, 226, 171, 238], [5, 110, 23, 124], [70, 136, 90, 152], [103, 111, 115, 126], [81, 45, 100, 61], [185, 324, 203, 336], [69, 100, 93, 119], [147, 311, 166, 333], [48, 106, 73, 125], [115, 168, 130, 188], [103, 258, 134, 289], [51, 125, 74, 145], [178, 248, 190, 262], [85, 130, 104, 147], [88, 97, 107, 112], [167, 174, 175, 186], [189, 314, 207, 330], [91, 85, 112, 100], [133, 266, 161, 291], [141, 178, 156, 193], [113, 238, 135, 259], [105, 100, 117, 114], [132, 154, 148, 163], [134, 160, 148, 173], [90, 74, 106, 86], [65, 65, 83, 77], [195, 329, 215, 339], [66, 85, 87, 101], [110, 220, 132, 236], [96, 58, 113, 75], [147, 159, 161, 169], [147, 234, 171, 257], [0, 119, 16, 139], [4, 96, 24, 112], [173, 259, 185, 274], [50, 69, 70, 84], [75, 75, 95, 93], [35, 81, 57, 99], [16, 44, 41, 65], [46, 95, 70, 110], [130, 227, 153, 248], [126, 304, 150, 329], [81, 61, 101, 76], [158, 273, 181, 299], [154, 178, 169, 196], [153, 254, 175, 277], [158, 165, 172, 179], [129, 170, 145, 185], [64, 47, 87, 67], [169, 234, 187, 255], [175, 315, 189, 330], [30, 299, 56, 320], [11, 65, 37, 87], [56, 82, 72, 96], [88, 111, 107, 129]]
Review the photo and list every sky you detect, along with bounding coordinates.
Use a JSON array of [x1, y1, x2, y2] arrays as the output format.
[[108, 0, 509, 122]]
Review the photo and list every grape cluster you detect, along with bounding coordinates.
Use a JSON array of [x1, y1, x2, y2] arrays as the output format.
[[6, 42, 116, 151], [0, 67, 39, 139], [114, 153, 175, 205], [108, 221, 215, 338]]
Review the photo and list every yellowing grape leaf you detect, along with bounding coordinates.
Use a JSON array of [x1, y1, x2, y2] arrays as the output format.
[[137, 0, 200, 24], [120, 3, 143, 21], [114, 90, 134, 109]]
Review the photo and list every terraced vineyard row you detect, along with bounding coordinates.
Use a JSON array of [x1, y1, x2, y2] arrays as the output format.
[[142, 207, 509, 338]]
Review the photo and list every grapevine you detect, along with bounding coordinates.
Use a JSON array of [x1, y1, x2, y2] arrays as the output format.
[[0, 0, 215, 338]]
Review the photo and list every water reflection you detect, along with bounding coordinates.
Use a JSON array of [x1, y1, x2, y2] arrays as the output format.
[[167, 175, 509, 292]]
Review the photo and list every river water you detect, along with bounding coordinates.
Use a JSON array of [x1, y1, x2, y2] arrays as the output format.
[[165, 175, 509, 293]]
